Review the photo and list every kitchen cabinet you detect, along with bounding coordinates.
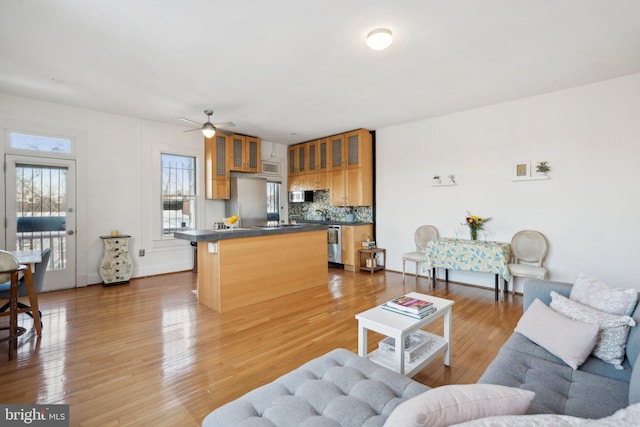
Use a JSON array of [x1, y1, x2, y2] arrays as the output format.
[[330, 129, 370, 170], [305, 139, 329, 190], [205, 134, 231, 199], [341, 224, 373, 272], [230, 134, 261, 173], [287, 130, 370, 197], [329, 130, 372, 206]]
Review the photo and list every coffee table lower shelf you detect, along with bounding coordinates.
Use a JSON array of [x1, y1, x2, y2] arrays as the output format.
[[365, 333, 447, 378]]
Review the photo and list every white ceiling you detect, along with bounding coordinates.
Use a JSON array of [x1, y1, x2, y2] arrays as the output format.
[[1, 1, 639, 144]]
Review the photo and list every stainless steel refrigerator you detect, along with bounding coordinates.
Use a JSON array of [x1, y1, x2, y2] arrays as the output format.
[[225, 175, 268, 227]]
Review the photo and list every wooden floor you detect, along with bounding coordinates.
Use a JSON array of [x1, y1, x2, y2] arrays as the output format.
[[0, 268, 523, 427]]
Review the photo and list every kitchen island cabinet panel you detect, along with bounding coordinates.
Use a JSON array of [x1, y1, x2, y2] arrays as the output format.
[[197, 230, 327, 312]]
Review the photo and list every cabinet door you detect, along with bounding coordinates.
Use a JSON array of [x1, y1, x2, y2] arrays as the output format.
[[318, 138, 328, 172], [329, 134, 345, 170], [246, 136, 261, 173], [344, 129, 372, 169], [297, 143, 307, 175], [230, 134, 245, 171], [329, 169, 347, 205], [288, 146, 297, 176], [341, 226, 354, 267], [346, 168, 372, 206], [308, 140, 317, 173], [205, 134, 231, 199], [310, 171, 328, 190]]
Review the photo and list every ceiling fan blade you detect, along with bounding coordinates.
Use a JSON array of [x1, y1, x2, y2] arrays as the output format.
[[213, 121, 236, 128], [183, 128, 202, 133], [179, 117, 202, 127]]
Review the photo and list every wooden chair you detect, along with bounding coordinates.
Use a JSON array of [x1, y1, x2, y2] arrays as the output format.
[[507, 230, 549, 293], [0, 250, 28, 360], [401, 225, 439, 283]]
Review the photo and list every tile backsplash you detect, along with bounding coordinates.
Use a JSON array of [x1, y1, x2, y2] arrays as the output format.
[[288, 190, 373, 222]]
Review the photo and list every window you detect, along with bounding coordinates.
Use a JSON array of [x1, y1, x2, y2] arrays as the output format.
[[161, 154, 196, 236], [10, 132, 72, 154], [267, 181, 280, 222]]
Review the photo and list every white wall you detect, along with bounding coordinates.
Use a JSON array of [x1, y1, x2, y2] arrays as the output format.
[[0, 93, 288, 286], [376, 73, 640, 292]]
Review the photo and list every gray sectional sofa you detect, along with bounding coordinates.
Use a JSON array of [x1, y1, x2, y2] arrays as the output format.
[[202, 279, 640, 426], [202, 348, 429, 426], [478, 279, 640, 419]]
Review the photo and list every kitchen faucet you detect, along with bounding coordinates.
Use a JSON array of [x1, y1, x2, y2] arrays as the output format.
[[316, 209, 329, 221]]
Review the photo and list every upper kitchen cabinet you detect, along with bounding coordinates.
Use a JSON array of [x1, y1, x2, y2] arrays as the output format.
[[329, 129, 370, 170], [204, 134, 231, 199], [230, 134, 262, 173], [287, 129, 371, 199], [329, 129, 372, 206]]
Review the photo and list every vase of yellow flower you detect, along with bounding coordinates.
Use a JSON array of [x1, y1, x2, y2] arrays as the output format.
[[464, 213, 491, 241]]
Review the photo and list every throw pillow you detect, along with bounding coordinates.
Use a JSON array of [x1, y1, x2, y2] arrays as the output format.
[[570, 272, 638, 316], [450, 401, 640, 426], [382, 384, 535, 427], [514, 298, 599, 369], [550, 291, 635, 368]]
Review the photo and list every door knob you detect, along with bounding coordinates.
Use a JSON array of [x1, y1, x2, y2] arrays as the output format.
[[67, 230, 75, 235]]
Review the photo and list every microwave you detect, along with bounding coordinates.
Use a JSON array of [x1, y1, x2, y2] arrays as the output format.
[[288, 190, 314, 203]]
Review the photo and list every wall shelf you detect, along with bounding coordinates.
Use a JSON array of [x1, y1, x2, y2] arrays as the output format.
[[432, 182, 456, 187]]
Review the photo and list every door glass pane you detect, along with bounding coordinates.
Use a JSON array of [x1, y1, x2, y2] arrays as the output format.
[[15, 164, 67, 270]]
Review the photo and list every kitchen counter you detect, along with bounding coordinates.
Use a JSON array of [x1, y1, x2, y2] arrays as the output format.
[[175, 223, 328, 313], [175, 223, 327, 242]]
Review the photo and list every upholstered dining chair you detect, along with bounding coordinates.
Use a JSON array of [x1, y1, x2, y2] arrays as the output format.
[[507, 230, 549, 293], [402, 225, 439, 283], [0, 248, 51, 328]]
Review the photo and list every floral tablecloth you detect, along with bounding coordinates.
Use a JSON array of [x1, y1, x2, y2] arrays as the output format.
[[423, 238, 512, 282]]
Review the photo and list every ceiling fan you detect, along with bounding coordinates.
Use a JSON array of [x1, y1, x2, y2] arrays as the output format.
[[179, 110, 235, 138]]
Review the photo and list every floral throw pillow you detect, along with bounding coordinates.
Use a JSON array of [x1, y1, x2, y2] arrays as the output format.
[[570, 272, 638, 316], [551, 291, 636, 368]]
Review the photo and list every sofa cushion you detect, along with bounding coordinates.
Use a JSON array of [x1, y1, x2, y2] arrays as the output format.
[[478, 333, 630, 419], [570, 272, 638, 316], [201, 348, 430, 427], [382, 384, 534, 427], [514, 299, 599, 369], [550, 291, 636, 368]]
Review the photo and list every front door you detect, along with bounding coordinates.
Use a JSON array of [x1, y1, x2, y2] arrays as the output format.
[[5, 155, 77, 291]]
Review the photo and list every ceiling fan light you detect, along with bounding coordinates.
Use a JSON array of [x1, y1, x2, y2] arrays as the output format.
[[202, 123, 216, 138], [366, 28, 393, 50]]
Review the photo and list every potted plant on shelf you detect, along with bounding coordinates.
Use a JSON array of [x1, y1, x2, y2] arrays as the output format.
[[432, 175, 441, 184], [536, 161, 551, 176]]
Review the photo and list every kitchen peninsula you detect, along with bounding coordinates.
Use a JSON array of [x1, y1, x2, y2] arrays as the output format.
[[175, 224, 328, 313]]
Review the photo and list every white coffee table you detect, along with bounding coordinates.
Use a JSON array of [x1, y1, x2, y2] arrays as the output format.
[[355, 292, 453, 377]]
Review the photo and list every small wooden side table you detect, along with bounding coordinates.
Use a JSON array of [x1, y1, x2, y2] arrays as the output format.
[[358, 248, 386, 274]]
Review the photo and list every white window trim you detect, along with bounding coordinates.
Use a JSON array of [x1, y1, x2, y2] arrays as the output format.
[[150, 143, 204, 244]]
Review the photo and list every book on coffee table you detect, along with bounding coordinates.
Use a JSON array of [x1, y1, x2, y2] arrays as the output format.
[[386, 295, 434, 314], [381, 303, 436, 319]]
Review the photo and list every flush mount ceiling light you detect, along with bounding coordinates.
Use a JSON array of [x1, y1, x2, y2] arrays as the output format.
[[366, 28, 393, 50]]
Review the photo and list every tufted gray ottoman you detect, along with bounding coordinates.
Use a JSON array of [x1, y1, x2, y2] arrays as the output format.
[[202, 348, 430, 427]]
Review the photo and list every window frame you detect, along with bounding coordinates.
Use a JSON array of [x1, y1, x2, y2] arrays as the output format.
[[160, 152, 197, 237]]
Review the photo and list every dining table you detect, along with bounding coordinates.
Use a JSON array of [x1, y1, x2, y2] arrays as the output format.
[[9, 249, 43, 336], [423, 238, 512, 301]]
